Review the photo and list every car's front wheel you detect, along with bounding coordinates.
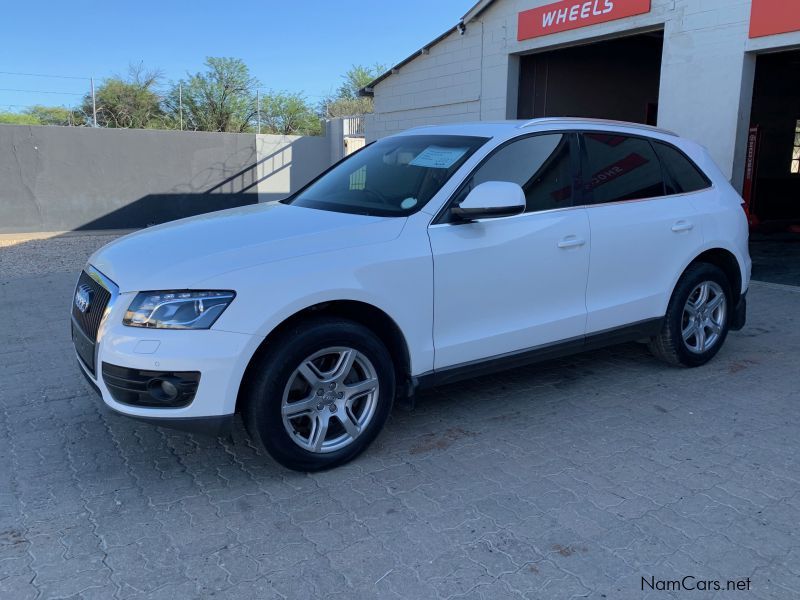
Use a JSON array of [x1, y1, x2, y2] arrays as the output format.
[[243, 317, 395, 471], [649, 263, 732, 367]]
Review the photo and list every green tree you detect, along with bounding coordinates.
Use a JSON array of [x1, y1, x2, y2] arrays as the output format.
[[0, 111, 40, 125], [81, 64, 165, 128], [167, 57, 258, 132], [337, 64, 386, 99], [322, 64, 386, 118], [26, 105, 82, 126], [0, 105, 82, 126], [258, 91, 321, 136]]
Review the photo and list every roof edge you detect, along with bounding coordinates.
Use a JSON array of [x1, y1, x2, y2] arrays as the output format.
[[359, 24, 460, 97], [358, 0, 499, 97], [462, 0, 496, 23]]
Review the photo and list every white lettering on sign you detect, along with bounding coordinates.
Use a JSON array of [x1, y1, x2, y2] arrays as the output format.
[[542, 0, 614, 28]]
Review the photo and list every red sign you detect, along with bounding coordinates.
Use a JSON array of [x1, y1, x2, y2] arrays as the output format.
[[518, 0, 652, 41], [742, 126, 760, 226], [749, 0, 800, 38]]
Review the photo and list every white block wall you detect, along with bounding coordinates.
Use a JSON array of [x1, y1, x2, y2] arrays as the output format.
[[254, 133, 332, 202], [368, 25, 483, 140], [369, 0, 800, 188]]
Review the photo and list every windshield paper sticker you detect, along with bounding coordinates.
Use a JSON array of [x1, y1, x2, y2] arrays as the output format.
[[409, 146, 469, 169]]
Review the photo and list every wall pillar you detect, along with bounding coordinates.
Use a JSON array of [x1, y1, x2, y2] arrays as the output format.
[[657, 4, 752, 182]]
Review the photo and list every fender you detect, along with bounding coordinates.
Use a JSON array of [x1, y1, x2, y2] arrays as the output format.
[[663, 242, 748, 315]]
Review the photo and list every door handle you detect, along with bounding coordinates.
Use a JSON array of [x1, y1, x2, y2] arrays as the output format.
[[671, 220, 694, 233], [558, 237, 586, 249]]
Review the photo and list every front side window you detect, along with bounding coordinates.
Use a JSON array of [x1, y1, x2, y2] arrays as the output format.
[[286, 135, 487, 217], [582, 133, 665, 204], [451, 133, 575, 215]]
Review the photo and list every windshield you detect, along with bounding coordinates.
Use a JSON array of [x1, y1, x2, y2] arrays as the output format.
[[285, 135, 488, 216]]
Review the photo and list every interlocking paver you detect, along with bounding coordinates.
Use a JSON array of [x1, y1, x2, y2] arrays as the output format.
[[1, 238, 799, 598]]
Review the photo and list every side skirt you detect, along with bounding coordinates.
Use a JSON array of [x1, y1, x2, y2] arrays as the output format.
[[415, 318, 663, 390]]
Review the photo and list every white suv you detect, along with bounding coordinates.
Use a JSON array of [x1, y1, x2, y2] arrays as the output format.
[[72, 118, 751, 471]]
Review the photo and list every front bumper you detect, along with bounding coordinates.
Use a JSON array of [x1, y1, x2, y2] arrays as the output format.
[[78, 363, 234, 436], [73, 283, 260, 435]]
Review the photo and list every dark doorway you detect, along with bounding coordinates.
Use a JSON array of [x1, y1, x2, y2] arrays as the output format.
[[747, 50, 800, 285], [747, 50, 800, 229], [517, 31, 664, 126]]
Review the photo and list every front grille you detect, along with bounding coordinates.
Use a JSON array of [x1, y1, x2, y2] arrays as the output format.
[[72, 270, 112, 342]]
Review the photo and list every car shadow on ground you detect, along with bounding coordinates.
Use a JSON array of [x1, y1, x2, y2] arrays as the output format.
[[93, 339, 665, 480]]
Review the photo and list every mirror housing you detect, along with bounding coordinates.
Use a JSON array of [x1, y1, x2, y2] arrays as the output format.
[[450, 181, 526, 221]]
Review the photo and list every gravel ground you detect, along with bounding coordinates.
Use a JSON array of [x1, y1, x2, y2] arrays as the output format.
[[1, 231, 799, 599], [0, 232, 124, 281]]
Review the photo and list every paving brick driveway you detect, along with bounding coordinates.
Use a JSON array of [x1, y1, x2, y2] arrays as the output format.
[[1, 241, 799, 599]]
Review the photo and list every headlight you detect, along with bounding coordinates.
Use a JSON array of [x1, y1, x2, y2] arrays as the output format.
[[123, 290, 235, 329]]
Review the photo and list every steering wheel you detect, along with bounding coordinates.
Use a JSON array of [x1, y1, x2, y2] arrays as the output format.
[[361, 188, 391, 206]]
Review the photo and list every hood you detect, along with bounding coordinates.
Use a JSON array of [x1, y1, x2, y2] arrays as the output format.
[[89, 202, 406, 292]]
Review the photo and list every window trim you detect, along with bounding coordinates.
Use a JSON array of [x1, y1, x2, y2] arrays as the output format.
[[577, 131, 712, 207], [431, 130, 581, 225]]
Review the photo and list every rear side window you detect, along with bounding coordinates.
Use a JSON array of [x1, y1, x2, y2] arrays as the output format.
[[652, 141, 712, 194], [581, 133, 665, 204]]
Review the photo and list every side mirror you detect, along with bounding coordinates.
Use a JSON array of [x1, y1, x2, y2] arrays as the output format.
[[450, 181, 526, 221]]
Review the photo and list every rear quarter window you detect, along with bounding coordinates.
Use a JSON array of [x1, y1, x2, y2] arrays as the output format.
[[652, 141, 712, 195]]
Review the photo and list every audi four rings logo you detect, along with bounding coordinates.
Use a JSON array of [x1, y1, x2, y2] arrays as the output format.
[[75, 284, 93, 313]]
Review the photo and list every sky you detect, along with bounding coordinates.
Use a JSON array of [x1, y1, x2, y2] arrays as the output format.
[[0, 0, 477, 111]]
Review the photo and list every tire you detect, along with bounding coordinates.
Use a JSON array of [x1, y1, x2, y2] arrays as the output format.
[[649, 263, 732, 368], [243, 317, 395, 471]]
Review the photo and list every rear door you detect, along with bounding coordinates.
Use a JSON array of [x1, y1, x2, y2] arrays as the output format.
[[580, 132, 706, 334]]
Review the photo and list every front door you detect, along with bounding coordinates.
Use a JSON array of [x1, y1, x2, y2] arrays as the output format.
[[429, 133, 590, 369]]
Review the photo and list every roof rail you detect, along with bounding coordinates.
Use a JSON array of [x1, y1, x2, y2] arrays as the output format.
[[519, 117, 678, 137]]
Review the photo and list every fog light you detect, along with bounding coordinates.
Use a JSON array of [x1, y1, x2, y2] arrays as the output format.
[[103, 363, 200, 408], [146, 377, 180, 402], [160, 380, 179, 399]]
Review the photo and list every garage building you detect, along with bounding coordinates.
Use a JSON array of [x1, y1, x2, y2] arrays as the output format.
[[361, 0, 800, 233]]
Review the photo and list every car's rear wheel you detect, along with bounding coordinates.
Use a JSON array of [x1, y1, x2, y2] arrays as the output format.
[[649, 263, 732, 367], [243, 318, 395, 471]]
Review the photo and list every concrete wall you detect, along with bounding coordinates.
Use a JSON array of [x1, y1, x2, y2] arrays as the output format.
[[368, 0, 800, 189], [254, 134, 331, 202], [0, 124, 332, 233]]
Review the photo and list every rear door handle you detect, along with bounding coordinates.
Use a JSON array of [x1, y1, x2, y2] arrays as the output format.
[[558, 236, 586, 249], [671, 220, 694, 233]]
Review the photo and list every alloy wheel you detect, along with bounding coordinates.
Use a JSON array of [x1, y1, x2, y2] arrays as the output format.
[[681, 281, 727, 354], [281, 347, 380, 453]]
